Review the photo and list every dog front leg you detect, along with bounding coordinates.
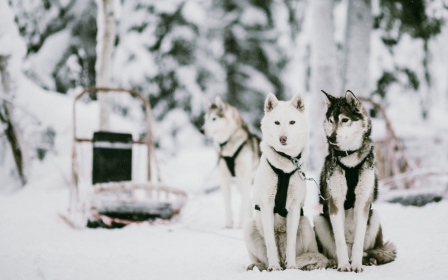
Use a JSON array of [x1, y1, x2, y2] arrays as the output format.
[[261, 209, 282, 271], [285, 207, 300, 269], [351, 171, 375, 272], [350, 206, 368, 273], [221, 179, 233, 228], [330, 208, 351, 272]]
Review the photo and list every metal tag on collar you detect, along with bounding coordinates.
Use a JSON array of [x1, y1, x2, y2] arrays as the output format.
[[298, 170, 305, 180], [291, 158, 300, 167]]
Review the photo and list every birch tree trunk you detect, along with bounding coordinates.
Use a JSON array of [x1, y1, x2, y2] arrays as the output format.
[[309, 0, 338, 172], [96, 0, 115, 131], [342, 0, 372, 97]]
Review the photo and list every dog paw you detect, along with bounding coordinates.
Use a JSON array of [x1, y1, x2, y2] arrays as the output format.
[[286, 265, 298, 270], [337, 263, 352, 272], [300, 264, 316, 271], [328, 259, 338, 269], [351, 263, 364, 273], [247, 263, 266, 271], [363, 257, 377, 266], [267, 265, 283, 272], [223, 222, 233, 229]]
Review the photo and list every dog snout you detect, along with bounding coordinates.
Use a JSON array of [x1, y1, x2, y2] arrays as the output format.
[[328, 134, 336, 143], [279, 136, 287, 145]]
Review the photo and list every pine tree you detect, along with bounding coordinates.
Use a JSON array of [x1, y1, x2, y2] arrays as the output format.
[[10, 0, 97, 93], [214, 0, 296, 129], [373, 0, 443, 118], [112, 0, 218, 128]]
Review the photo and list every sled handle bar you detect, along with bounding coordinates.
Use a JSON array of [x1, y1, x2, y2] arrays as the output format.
[[71, 87, 156, 187]]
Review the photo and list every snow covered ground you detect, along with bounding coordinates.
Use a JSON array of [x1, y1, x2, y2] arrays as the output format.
[[0, 79, 447, 279], [1, 158, 448, 280]]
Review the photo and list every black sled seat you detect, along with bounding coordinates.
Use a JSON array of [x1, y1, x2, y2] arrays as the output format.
[[92, 132, 133, 184]]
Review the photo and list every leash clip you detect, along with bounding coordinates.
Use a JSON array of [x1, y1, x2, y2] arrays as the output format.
[[291, 158, 300, 167]]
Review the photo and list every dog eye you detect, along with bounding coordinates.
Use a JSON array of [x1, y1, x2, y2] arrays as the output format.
[[328, 119, 333, 123], [342, 118, 349, 123], [274, 121, 280, 125], [290, 121, 295, 125]]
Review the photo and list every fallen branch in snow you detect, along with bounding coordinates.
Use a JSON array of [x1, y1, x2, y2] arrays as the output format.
[[380, 168, 448, 187]]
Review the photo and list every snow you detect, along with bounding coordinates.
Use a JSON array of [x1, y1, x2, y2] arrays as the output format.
[[26, 30, 71, 90], [2, 77, 448, 278], [1, 166, 448, 279]]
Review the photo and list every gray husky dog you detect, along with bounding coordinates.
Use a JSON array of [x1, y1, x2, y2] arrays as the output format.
[[244, 93, 328, 272], [314, 90, 396, 273], [203, 97, 261, 228]]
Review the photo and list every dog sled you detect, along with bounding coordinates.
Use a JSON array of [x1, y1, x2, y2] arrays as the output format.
[[63, 87, 187, 228]]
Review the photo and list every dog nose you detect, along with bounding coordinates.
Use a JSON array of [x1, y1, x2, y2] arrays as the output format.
[[279, 136, 287, 144], [328, 135, 336, 143]]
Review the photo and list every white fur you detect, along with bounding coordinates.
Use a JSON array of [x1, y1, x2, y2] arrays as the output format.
[[203, 98, 259, 228], [244, 93, 327, 271]]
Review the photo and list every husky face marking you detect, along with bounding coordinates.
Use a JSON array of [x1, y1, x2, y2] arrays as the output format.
[[203, 96, 241, 144], [261, 93, 308, 153], [322, 90, 370, 151]]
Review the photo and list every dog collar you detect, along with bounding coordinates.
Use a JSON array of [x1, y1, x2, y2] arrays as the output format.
[[271, 147, 302, 168], [332, 149, 357, 157]]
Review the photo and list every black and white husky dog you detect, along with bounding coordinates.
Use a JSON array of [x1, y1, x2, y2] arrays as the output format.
[[314, 90, 396, 273], [203, 97, 261, 228]]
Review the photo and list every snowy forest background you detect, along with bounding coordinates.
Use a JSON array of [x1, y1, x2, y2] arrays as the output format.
[[2, 0, 448, 195], [2, 0, 448, 279]]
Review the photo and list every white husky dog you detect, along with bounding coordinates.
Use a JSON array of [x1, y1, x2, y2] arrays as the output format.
[[203, 97, 261, 228], [244, 93, 328, 271]]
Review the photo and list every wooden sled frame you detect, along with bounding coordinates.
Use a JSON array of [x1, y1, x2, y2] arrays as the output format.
[[68, 87, 187, 228]]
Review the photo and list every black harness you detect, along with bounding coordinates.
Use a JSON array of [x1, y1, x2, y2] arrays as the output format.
[[220, 140, 247, 177], [334, 149, 369, 210], [255, 149, 304, 217]]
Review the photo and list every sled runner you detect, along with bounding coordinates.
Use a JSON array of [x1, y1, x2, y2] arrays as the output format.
[[65, 87, 187, 228]]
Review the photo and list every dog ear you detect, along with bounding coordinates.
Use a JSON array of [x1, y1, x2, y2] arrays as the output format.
[[203, 99, 211, 111], [264, 93, 278, 113], [321, 90, 335, 108], [215, 96, 227, 109], [290, 93, 304, 111], [345, 90, 361, 110]]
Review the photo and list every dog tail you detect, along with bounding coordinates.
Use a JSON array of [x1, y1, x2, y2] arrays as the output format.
[[363, 241, 397, 265], [296, 252, 329, 270]]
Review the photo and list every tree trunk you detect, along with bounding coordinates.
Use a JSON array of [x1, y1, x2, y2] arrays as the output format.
[[342, 0, 372, 97], [0, 55, 27, 186], [96, 0, 115, 131], [309, 0, 338, 172]]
